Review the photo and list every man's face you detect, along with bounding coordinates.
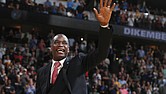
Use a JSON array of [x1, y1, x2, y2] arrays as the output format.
[[51, 34, 69, 61]]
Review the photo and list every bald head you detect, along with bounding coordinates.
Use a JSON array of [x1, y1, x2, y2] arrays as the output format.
[[52, 34, 69, 45]]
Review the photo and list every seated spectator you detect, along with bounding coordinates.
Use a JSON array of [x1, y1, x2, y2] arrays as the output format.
[[120, 11, 127, 25], [44, 0, 52, 8], [51, 2, 58, 14], [135, 9, 141, 18], [67, 0, 74, 12], [72, 0, 80, 11], [14, 75, 24, 94], [24, 78, 36, 94], [98, 81, 108, 94], [118, 75, 127, 85], [1, 79, 15, 94], [21, 33, 29, 44], [127, 14, 134, 27], [14, 51, 23, 64], [92, 69, 101, 86], [122, 0, 128, 11], [3, 55, 12, 67], [90, 84, 100, 94], [119, 84, 128, 94], [57, 2, 66, 16], [76, 5, 84, 19], [137, 46, 145, 59], [29, 35, 37, 49]]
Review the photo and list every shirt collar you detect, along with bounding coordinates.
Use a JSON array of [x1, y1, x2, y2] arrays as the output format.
[[52, 58, 66, 67]]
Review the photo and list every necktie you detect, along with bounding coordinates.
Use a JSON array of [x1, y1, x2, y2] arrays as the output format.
[[52, 62, 61, 84]]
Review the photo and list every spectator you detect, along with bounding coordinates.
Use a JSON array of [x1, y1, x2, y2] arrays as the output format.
[[67, 0, 74, 12], [14, 51, 23, 64], [118, 75, 127, 86], [127, 14, 134, 27], [122, 0, 128, 11], [72, 0, 80, 11], [25, 78, 36, 94], [57, 2, 66, 16], [137, 46, 145, 59], [119, 84, 128, 94], [38, 39, 46, 52], [51, 2, 58, 14], [3, 55, 11, 67], [120, 11, 127, 25], [76, 5, 84, 19], [14, 75, 24, 94], [29, 35, 37, 50], [44, 0, 52, 8], [1, 79, 15, 94], [21, 33, 29, 44], [98, 81, 108, 94], [92, 69, 102, 86]]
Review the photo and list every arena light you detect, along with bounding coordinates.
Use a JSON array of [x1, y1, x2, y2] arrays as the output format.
[[144, 12, 149, 16], [116, 57, 119, 61], [81, 37, 84, 41]]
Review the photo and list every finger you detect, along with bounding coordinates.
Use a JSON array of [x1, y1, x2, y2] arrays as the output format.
[[100, 0, 103, 8], [110, 3, 116, 11], [104, 0, 108, 7], [93, 8, 99, 17], [108, 0, 112, 7]]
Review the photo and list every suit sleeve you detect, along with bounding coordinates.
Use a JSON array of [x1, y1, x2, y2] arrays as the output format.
[[36, 70, 42, 94], [81, 26, 113, 72]]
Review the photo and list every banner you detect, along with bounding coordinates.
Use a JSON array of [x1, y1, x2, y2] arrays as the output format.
[[113, 25, 166, 43], [124, 27, 166, 41]]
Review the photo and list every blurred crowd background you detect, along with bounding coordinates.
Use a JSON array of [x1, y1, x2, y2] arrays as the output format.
[[0, 0, 165, 31], [0, 0, 166, 94]]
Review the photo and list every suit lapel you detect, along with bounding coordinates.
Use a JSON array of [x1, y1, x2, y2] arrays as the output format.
[[62, 58, 72, 93], [48, 58, 72, 94]]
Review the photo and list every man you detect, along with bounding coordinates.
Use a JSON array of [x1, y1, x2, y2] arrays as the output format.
[[36, 0, 115, 94]]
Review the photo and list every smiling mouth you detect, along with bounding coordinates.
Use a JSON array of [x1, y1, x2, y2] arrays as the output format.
[[56, 49, 65, 53]]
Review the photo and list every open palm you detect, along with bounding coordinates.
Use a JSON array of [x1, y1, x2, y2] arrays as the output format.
[[94, 0, 115, 26]]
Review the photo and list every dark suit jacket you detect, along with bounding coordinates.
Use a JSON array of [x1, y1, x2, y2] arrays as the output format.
[[36, 27, 113, 94]]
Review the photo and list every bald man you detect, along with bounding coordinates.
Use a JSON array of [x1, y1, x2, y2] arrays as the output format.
[[36, 0, 115, 94]]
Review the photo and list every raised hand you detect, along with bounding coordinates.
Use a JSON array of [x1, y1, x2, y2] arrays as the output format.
[[93, 0, 115, 26]]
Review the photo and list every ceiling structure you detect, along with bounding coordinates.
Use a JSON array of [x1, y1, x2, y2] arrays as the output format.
[[145, 0, 166, 11]]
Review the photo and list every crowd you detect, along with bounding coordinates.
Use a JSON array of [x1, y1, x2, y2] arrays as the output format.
[[0, 0, 166, 94], [0, 0, 166, 31], [0, 24, 166, 94]]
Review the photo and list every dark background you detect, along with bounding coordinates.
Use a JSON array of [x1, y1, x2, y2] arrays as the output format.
[[146, 0, 166, 11]]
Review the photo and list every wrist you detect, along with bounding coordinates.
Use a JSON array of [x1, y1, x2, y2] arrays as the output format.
[[100, 24, 112, 30], [100, 24, 109, 28]]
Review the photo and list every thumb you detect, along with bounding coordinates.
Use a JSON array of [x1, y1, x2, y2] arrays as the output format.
[[93, 8, 99, 18]]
